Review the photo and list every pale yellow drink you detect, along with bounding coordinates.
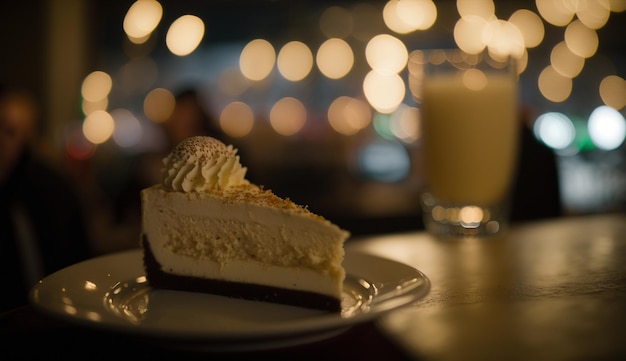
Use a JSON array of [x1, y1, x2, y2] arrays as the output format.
[[422, 71, 518, 206]]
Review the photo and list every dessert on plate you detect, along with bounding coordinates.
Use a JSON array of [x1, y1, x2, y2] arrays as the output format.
[[140, 136, 349, 311]]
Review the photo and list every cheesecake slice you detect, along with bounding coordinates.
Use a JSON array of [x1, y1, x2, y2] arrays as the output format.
[[140, 136, 349, 311]]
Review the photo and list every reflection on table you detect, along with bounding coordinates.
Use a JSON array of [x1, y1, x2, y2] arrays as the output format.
[[348, 213, 626, 361]]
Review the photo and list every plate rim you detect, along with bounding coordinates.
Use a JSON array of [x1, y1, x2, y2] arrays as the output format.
[[29, 248, 430, 344]]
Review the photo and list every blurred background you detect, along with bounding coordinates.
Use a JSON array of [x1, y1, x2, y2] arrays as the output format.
[[2, 0, 625, 255]]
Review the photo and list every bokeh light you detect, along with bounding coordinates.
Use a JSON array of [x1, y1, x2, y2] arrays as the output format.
[[81, 71, 112, 102], [365, 34, 408, 74], [576, 0, 611, 29], [588, 105, 626, 150], [82, 98, 108, 116], [165, 15, 205, 56], [327, 96, 372, 135], [316, 38, 354, 80], [82, 110, 115, 144], [550, 41, 585, 78], [508, 9, 545, 48], [599, 75, 626, 110], [390, 104, 420, 143], [383, 0, 414, 34], [483, 19, 525, 59], [363, 70, 406, 114], [123, 0, 163, 44], [462, 69, 489, 91], [219, 101, 255, 138], [457, 0, 494, 19], [383, 0, 437, 34], [538, 65, 573, 102], [534, 112, 576, 150], [240, 39, 276, 81], [460, 206, 484, 228], [111, 108, 142, 148], [564, 20, 599, 58], [454, 16, 489, 54], [277, 41, 314, 82], [269, 97, 306, 136], [357, 139, 410, 182], [373, 112, 395, 139], [515, 48, 529, 74], [143, 88, 175, 123], [535, 0, 576, 26]]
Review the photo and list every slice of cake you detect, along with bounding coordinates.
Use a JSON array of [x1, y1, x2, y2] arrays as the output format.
[[140, 136, 350, 311]]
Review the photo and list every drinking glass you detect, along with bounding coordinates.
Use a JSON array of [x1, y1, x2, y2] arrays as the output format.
[[409, 49, 520, 237]]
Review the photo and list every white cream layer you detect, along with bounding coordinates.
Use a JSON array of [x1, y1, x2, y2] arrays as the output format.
[[141, 185, 347, 298], [149, 247, 342, 296]]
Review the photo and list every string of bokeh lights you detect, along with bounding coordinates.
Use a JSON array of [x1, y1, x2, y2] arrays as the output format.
[[75, 0, 626, 160]]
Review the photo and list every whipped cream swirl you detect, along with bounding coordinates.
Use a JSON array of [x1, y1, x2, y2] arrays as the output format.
[[162, 136, 249, 192]]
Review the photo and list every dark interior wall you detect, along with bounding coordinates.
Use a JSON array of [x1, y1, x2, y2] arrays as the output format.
[[1, 3, 45, 98]]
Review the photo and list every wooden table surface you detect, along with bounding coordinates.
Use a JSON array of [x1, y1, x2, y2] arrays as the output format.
[[2, 213, 625, 360], [347, 213, 626, 361]]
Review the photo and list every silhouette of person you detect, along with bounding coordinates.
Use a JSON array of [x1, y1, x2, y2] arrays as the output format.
[[510, 106, 562, 222], [0, 86, 91, 312]]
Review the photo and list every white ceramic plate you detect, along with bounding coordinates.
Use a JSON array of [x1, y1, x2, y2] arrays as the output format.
[[30, 249, 429, 351]]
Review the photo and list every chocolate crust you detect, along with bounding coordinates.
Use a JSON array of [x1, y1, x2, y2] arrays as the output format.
[[141, 236, 341, 312]]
